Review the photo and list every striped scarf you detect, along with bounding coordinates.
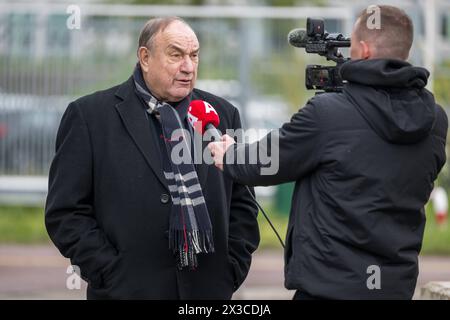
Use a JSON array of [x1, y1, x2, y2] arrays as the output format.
[[132, 64, 214, 270]]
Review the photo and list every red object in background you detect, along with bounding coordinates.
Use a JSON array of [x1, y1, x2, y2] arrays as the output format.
[[436, 212, 447, 225], [0, 123, 7, 139], [187, 100, 220, 134], [431, 187, 448, 226]]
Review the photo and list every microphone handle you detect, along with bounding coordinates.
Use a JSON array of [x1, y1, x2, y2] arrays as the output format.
[[205, 123, 222, 142]]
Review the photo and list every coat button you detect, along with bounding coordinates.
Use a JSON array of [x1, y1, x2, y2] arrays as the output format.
[[160, 193, 170, 204]]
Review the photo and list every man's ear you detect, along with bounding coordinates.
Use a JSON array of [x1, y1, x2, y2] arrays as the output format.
[[359, 40, 371, 59], [138, 46, 150, 73]]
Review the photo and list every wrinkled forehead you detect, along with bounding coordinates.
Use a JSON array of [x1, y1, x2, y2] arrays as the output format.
[[157, 20, 199, 50]]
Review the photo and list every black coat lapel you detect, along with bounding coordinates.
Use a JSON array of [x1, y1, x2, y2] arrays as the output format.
[[114, 77, 168, 191]]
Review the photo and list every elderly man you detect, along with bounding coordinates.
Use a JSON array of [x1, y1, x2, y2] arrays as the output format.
[[209, 5, 447, 299], [45, 17, 259, 300]]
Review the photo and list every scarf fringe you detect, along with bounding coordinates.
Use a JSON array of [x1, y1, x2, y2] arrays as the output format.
[[169, 229, 215, 270]]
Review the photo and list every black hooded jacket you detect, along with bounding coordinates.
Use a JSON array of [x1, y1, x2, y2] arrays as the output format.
[[224, 59, 448, 299]]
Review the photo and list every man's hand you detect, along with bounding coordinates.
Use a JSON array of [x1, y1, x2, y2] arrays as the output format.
[[208, 134, 236, 171]]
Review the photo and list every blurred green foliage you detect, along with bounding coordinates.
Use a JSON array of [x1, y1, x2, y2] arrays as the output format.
[[0, 206, 49, 243], [422, 202, 450, 254], [432, 62, 450, 193], [1, 204, 448, 256]]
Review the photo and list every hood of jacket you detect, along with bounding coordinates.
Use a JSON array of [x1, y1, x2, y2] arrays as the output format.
[[340, 59, 436, 144]]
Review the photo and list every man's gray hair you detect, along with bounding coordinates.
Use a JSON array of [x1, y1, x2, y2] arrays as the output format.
[[138, 16, 188, 53]]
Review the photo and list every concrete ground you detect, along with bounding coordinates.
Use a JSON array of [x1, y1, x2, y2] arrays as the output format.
[[0, 245, 449, 300]]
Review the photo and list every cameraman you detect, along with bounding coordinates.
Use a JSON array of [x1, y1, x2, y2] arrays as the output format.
[[208, 5, 448, 299]]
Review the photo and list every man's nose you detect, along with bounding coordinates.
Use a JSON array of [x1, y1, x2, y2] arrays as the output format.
[[180, 56, 195, 73]]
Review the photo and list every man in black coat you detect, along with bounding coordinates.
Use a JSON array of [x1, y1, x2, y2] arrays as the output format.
[[209, 5, 448, 299], [45, 17, 259, 300]]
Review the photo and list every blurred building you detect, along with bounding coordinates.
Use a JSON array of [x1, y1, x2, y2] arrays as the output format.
[[0, 0, 448, 203]]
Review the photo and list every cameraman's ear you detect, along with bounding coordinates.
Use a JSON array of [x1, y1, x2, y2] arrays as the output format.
[[360, 41, 371, 59]]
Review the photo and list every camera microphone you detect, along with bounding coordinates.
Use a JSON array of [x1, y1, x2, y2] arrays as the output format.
[[287, 28, 308, 48]]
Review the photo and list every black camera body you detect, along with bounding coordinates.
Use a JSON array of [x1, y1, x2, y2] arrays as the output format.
[[305, 65, 343, 92], [303, 18, 351, 93]]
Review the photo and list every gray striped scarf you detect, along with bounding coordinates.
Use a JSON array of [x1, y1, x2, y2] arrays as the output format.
[[133, 64, 214, 270]]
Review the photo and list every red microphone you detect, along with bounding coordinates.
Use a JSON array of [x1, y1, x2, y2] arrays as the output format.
[[188, 100, 221, 141]]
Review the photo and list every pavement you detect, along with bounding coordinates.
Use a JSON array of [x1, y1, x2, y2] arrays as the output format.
[[0, 245, 450, 300]]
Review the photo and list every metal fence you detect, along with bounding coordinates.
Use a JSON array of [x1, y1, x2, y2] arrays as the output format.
[[0, 0, 448, 201]]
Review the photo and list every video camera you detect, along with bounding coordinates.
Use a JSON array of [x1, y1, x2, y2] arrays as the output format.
[[288, 18, 351, 93]]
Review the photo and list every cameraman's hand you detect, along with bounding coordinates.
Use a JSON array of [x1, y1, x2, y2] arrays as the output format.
[[208, 135, 236, 171]]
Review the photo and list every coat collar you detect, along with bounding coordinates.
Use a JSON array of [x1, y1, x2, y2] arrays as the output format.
[[114, 77, 168, 191]]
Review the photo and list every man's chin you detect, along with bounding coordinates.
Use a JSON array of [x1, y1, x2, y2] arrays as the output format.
[[170, 89, 193, 102]]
